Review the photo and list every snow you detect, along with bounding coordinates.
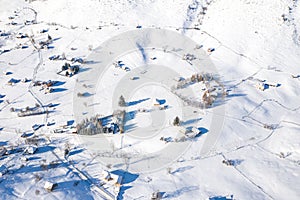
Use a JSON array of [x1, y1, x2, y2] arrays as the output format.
[[0, 0, 300, 199]]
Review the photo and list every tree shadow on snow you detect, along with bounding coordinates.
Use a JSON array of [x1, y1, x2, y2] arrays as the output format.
[[209, 195, 234, 200], [126, 98, 150, 106], [125, 110, 137, 121], [171, 165, 194, 174], [111, 169, 139, 184], [117, 186, 132, 200], [155, 98, 166, 105], [52, 37, 61, 42], [0, 141, 7, 146], [123, 123, 137, 133], [79, 67, 92, 73], [67, 120, 74, 126], [14, 162, 63, 174], [79, 92, 93, 97], [47, 103, 60, 108], [84, 60, 101, 65], [226, 93, 247, 98], [35, 145, 55, 154], [53, 81, 65, 87], [231, 159, 244, 166], [52, 88, 68, 93], [27, 156, 41, 161], [164, 186, 199, 198], [68, 148, 84, 157], [198, 127, 208, 135], [181, 118, 202, 126], [207, 93, 247, 109]]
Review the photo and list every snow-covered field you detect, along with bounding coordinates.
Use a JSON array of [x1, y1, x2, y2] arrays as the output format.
[[0, 0, 299, 199]]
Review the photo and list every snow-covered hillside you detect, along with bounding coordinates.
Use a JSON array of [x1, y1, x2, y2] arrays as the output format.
[[0, 0, 299, 199]]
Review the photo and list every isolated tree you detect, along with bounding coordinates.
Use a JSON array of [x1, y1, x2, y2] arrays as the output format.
[[118, 95, 126, 107], [47, 34, 52, 41], [88, 45, 93, 51], [167, 167, 172, 174], [64, 148, 69, 158], [173, 116, 180, 126], [191, 74, 196, 82]]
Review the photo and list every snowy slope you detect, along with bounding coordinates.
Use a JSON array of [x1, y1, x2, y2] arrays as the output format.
[[0, 0, 299, 200]]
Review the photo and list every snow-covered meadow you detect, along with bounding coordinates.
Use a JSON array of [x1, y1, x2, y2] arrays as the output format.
[[0, 0, 299, 199]]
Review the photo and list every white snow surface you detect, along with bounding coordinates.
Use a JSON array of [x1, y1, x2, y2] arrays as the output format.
[[0, 0, 299, 200]]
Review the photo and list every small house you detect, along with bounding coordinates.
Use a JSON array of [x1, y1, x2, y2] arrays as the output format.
[[159, 105, 168, 110], [112, 174, 122, 187], [33, 81, 42, 86], [101, 170, 123, 187], [64, 65, 79, 77], [192, 127, 200, 135], [185, 127, 201, 138], [153, 98, 166, 106], [44, 181, 55, 192], [45, 87, 53, 94], [21, 156, 28, 162], [21, 78, 30, 83], [151, 191, 163, 200], [24, 146, 37, 154], [207, 48, 215, 52], [7, 78, 19, 85], [32, 124, 42, 131], [0, 147, 7, 156], [43, 80, 55, 88], [70, 127, 77, 134], [101, 170, 113, 182], [182, 53, 196, 61], [71, 57, 84, 64], [121, 65, 130, 72], [138, 108, 147, 112], [130, 76, 139, 80], [114, 61, 130, 71], [222, 159, 235, 166], [256, 83, 268, 91]]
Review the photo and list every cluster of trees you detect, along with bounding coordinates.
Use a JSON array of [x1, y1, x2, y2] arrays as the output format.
[[10, 103, 47, 117], [76, 116, 104, 135], [182, 53, 196, 62], [170, 73, 226, 108], [172, 73, 214, 90], [60, 62, 80, 77], [77, 110, 127, 135], [201, 90, 216, 107], [113, 110, 126, 133]]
